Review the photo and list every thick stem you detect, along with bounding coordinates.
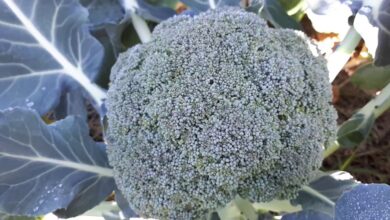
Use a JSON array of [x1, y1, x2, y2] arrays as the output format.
[[121, 0, 152, 43], [209, 0, 216, 9], [360, 82, 390, 118], [131, 12, 152, 43], [253, 199, 302, 213], [232, 196, 258, 220], [327, 27, 361, 82], [216, 197, 257, 220]]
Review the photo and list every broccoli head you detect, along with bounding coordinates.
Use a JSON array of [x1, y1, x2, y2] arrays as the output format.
[[106, 7, 337, 219]]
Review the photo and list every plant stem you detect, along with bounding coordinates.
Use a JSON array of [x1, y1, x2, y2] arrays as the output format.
[[209, 0, 216, 9], [339, 150, 356, 170], [361, 82, 390, 118], [121, 0, 152, 43], [253, 199, 301, 213], [301, 186, 335, 207], [216, 197, 258, 220], [233, 196, 258, 220], [130, 12, 152, 43], [323, 140, 340, 158], [327, 26, 361, 82]]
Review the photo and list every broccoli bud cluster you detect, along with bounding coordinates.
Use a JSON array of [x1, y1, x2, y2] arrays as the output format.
[[106, 7, 337, 219]]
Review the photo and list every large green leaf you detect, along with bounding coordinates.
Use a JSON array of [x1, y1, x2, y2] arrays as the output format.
[[337, 113, 375, 148], [0, 0, 105, 114], [259, 0, 302, 30], [337, 81, 390, 148], [335, 184, 390, 220], [0, 108, 114, 217], [291, 171, 359, 217], [351, 63, 390, 90]]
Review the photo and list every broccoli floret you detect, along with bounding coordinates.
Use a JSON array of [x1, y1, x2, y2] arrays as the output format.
[[106, 7, 337, 219]]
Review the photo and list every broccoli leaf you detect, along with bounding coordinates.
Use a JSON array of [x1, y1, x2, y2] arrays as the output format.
[[291, 171, 359, 217], [180, 0, 241, 11], [350, 63, 390, 90], [134, 0, 177, 23], [281, 210, 333, 220], [180, 0, 209, 11], [335, 184, 390, 220], [0, 0, 105, 115], [337, 113, 375, 148], [260, 0, 302, 30], [53, 89, 88, 120], [0, 108, 115, 216], [374, 0, 390, 66], [337, 81, 390, 148], [146, 0, 179, 8], [245, 0, 263, 13], [90, 22, 130, 89], [0, 213, 36, 220], [115, 189, 138, 218], [80, 0, 125, 28], [102, 211, 123, 220]]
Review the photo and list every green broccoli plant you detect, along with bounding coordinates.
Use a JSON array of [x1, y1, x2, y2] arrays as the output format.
[[105, 8, 337, 219], [2, 1, 390, 220]]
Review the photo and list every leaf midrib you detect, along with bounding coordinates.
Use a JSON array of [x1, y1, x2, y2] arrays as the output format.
[[0, 152, 113, 177]]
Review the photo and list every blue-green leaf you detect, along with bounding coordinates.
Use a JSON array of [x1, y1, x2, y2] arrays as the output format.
[[180, 0, 210, 11], [281, 210, 332, 220], [337, 113, 375, 148], [134, 0, 176, 22], [0, 213, 36, 220], [350, 63, 390, 90], [80, 0, 125, 28], [53, 89, 88, 120], [335, 184, 390, 220], [0, 0, 105, 114], [337, 81, 390, 148], [115, 189, 138, 218], [180, 0, 240, 11], [291, 171, 359, 217], [79, 0, 130, 90], [0, 108, 114, 216], [260, 0, 302, 30], [374, 0, 390, 66]]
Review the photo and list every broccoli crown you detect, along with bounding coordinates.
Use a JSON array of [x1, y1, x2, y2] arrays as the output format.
[[106, 7, 337, 219]]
